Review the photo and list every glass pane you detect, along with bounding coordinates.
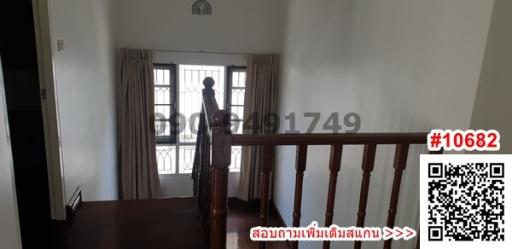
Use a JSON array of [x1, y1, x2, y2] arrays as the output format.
[[230, 146, 242, 172], [193, 70, 198, 83], [156, 145, 176, 174], [231, 89, 245, 106], [230, 106, 244, 121], [155, 121, 170, 137], [184, 69, 191, 83], [154, 105, 171, 120], [154, 69, 170, 85], [178, 146, 195, 174], [232, 72, 239, 87], [238, 71, 246, 87], [230, 120, 243, 134], [157, 69, 162, 84], [164, 69, 170, 85], [154, 87, 171, 104], [179, 65, 225, 143], [160, 69, 165, 85]]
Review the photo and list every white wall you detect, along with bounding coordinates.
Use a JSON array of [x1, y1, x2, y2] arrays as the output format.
[[47, 0, 118, 201], [112, 0, 282, 54], [471, 0, 512, 153], [0, 61, 23, 249], [274, 1, 494, 249]]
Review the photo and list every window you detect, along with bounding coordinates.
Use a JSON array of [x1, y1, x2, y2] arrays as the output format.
[[154, 64, 177, 174], [178, 65, 225, 174], [227, 66, 247, 172], [154, 64, 246, 174]]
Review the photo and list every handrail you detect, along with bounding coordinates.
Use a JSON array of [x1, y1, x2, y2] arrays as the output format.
[[232, 133, 427, 146]]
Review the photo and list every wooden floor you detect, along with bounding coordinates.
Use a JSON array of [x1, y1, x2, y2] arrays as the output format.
[[64, 198, 288, 249]]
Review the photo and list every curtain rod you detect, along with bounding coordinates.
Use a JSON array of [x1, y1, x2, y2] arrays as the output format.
[[152, 49, 248, 56]]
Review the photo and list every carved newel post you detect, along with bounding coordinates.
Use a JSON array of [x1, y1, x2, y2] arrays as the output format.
[[203, 78, 231, 249]]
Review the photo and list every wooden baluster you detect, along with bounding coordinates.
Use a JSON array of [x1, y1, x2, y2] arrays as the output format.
[[259, 145, 275, 249], [383, 144, 410, 249], [291, 145, 308, 249], [354, 144, 377, 249], [209, 111, 231, 249], [323, 144, 343, 249]]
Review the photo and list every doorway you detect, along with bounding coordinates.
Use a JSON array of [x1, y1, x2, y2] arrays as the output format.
[[0, 1, 53, 248]]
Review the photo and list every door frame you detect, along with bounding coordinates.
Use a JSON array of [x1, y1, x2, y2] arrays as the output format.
[[32, 0, 66, 220]]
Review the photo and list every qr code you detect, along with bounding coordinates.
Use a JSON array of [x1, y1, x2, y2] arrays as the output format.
[[428, 162, 504, 241], [421, 155, 512, 249]]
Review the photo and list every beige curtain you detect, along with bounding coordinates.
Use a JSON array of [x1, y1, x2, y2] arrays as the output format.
[[118, 49, 160, 199], [239, 54, 279, 201]]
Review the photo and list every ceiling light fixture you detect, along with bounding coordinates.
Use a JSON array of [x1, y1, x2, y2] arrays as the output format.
[[192, 0, 212, 15]]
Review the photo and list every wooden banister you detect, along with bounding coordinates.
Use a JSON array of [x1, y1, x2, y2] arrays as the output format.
[[197, 77, 232, 249], [259, 145, 275, 249], [194, 78, 429, 249], [291, 145, 308, 249], [323, 144, 343, 249], [209, 119, 231, 249], [354, 144, 377, 249], [383, 144, 410, 249]]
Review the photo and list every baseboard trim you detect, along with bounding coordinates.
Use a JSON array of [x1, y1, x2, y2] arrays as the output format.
[[269, 200, 287, 227]]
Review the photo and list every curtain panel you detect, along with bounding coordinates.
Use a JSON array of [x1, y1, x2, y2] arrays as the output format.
[[238, 54, 280, 201], [118, 49, 160, 200]]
